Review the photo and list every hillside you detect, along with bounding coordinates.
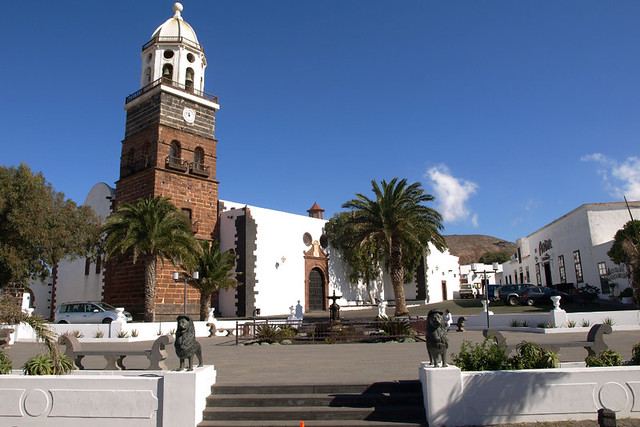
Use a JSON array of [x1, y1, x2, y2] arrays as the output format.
[[443, 235, 517, 265]]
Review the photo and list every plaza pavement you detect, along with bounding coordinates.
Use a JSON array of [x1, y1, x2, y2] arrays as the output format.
[[4, 327, 639, 384]]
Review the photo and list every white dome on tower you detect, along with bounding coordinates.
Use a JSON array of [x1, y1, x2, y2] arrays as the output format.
[[137, 2, 208, 93], [151, 2, 200, 47]]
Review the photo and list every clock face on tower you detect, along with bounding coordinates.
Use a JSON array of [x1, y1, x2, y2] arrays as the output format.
[[183, 107, 196, 124]]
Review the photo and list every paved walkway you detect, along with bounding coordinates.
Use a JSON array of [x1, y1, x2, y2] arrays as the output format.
[[5, 329, 639, 384]]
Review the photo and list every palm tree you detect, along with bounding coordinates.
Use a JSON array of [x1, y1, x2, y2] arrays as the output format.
[[342, 178, 446, 316], [102, 196, 200, 322], [188, 240, 240, 320]]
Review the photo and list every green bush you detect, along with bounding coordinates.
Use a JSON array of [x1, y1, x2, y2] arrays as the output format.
[[256, 324, 298, 343], [509, 341, 559, 369], [23, 353, 74, 375], [452, 338, 559, 371], [451, 337, 510, 371], [632, 343, 640, 365], [586, 349, 623, 367], [620, 287, 634, 298], [0, 351, 12, 374], [377, 317, 414, 336]]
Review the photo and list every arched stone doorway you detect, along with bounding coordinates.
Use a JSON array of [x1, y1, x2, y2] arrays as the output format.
[[304, 240, 329, 311]]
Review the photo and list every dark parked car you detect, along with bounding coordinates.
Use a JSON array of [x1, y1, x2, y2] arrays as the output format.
[[518, 286, 572, 306], [497, 284, 533, 306]]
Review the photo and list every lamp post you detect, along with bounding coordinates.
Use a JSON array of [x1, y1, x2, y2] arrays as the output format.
[[470, 262, 499, 328], [173, 271, 199, 316]]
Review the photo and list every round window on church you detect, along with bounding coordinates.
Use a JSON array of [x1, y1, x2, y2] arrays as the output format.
[[163, 50, 174, 59], [320, 234, 329, 249], [187, 53, 195, 63], [303, 233, 312, 247]]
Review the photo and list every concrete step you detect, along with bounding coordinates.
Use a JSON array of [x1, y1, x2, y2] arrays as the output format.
[[206, 392, 423, 407], [202, 405, 425, 421], [198, 421, 427, 427], [199, 380, 426, 426]]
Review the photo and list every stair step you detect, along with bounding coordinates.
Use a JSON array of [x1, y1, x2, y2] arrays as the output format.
[[207, 392, 423, 407], [198, 421, 427, 427], [202, 405, 425, 421], [210, 381, 422, 395]]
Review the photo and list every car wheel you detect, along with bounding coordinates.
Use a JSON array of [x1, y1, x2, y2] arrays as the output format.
[[102, 318, 113, 324], [508, 296, 518, 306], [526, 298, 535, 306], [57, 320, 68, 324]]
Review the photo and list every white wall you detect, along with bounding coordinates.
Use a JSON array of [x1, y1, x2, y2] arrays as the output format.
[[53, 183, 115, 310], [502, 203, 640, 294]]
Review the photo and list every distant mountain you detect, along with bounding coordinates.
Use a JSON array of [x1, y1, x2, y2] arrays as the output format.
[[443, 235, 517, 265]]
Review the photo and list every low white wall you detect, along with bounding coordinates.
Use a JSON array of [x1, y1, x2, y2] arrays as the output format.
[[420, 364, 640, 426], [11, 319, 239, 343], [462, 309, 640, 331], [0, 366, 216, 427]]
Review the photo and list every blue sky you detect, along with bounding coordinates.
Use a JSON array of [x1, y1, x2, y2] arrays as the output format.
[[2, 1, 639, 243]]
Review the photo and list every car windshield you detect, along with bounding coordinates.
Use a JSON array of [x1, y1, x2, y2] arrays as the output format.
[[94, 302, 116, 311]]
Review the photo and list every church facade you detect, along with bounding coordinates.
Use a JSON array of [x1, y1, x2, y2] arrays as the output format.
[[35, 3, 461, 321]]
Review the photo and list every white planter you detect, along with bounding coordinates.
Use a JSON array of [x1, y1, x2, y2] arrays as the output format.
[[0, 366, 216, 426], [419, 364, 640, 426]]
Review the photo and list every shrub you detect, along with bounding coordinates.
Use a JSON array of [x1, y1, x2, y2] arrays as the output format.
[[620, 287, 634, 298], [567, 320, 576, 328], [377, 317, 415, 336], [631, 343, 640, 365], [578, 284, 600, 303], [580, 319, 591, 327], [23, 353, 74, 375], [509, 319, 520, 327], [94, 330, 104, 338], [521, 320, 530, 328], [0, 351, 12, 374], [452, 337, 510, 371], [586, 349, 623, 367], [510, 341, 559, 369], [452, 338, 559, 371], [131, 329, 139, 338], [117, 331, 129, 338], [603, 317, 615, 326], [256, 324, 298, 343]]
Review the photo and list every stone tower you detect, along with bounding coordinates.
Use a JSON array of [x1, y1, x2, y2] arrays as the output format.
[[103, 2, 220, 320]]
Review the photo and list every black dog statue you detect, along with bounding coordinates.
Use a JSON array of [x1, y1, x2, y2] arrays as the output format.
[[174, 315, 203, 371], [426, 309, 449, 367]]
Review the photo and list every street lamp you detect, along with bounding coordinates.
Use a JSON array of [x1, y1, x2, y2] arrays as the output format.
[[173, 271, 199, 316], [470, 262, 499, 328]]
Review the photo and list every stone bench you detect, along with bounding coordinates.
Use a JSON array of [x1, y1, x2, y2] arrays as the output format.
[[59, 334, 174, 370], [483, 323, 612, 359], [0, 328, 14, 348]]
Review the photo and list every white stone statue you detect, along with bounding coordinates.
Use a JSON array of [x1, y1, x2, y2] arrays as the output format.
[[378, 300, 388, 319]]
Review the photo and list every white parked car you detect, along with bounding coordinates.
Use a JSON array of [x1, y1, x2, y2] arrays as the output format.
[[54, 301, 132, 324]]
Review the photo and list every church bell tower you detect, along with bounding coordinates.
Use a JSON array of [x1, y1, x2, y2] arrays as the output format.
[[103, 2, 220, 320]]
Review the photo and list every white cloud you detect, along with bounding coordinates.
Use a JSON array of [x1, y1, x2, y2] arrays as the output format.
[[425, 165, 478, 224], [582, 154, 640, 200]]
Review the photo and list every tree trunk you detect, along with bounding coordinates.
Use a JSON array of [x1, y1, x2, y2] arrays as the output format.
[[143, 256, 157, 322], [390, 236, 408, 316], [199, 292, 211, 321]]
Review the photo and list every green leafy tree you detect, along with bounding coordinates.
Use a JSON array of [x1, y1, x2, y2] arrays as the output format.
[[0, 164, 101, 288], [325, 212, 382, 303], [478, 251, 511, 264], [102, 196, 200, 322], [187, 240, 240, 321], [339, 178, 446, 316], [607, 220, 640, 300]]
